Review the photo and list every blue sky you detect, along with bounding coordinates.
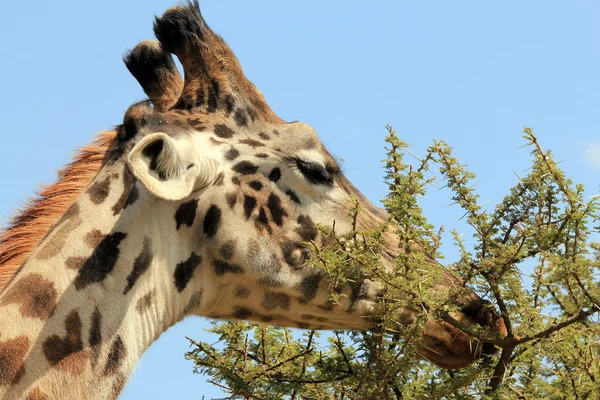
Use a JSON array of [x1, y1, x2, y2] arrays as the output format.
[[2, 1, 600, 398]]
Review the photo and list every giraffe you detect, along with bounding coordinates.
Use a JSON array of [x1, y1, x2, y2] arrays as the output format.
[[0, 2, 507, 399]]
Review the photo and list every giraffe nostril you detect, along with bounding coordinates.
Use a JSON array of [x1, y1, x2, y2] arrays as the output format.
[[460, 298, 507, 338]]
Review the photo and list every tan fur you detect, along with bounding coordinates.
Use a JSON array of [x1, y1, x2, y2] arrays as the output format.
[[0, 131, 117, 293]]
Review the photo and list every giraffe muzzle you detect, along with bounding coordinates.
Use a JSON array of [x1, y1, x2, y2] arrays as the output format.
[[417, 297, 507, 369]]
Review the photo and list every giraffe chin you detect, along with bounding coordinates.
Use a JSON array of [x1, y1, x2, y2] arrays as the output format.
[[356, 294, 506, 369]]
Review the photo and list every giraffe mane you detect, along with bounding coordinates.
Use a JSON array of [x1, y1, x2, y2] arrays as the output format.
[[0, 130, 118, 292]]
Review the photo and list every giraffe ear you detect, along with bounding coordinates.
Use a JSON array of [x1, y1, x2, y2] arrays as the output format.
[[127, 133, 204, 201]]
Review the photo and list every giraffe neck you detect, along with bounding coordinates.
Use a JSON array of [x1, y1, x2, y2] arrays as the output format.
[[0, 159, 201, 399]]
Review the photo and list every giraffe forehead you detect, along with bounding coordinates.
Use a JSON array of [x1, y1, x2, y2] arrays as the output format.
[[208, 124, 330, 170], [120, 102, 326, 166]]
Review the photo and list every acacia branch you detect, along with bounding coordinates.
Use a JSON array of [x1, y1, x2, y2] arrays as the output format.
[[485, 345, 515, 395], [514, 306, 599, 345]]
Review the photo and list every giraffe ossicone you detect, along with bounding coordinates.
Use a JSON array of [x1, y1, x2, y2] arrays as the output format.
[[0, 2, 506, 399]]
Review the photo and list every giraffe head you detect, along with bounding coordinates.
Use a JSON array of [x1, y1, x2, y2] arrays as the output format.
[[108, 2, 506, 369], [0, 6, 505, 393]]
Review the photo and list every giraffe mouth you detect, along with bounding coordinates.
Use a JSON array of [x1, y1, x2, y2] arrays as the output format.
[[417, 298, 507, 369], [419, 321, 483, 369]]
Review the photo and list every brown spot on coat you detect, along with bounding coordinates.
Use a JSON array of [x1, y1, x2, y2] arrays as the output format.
[[232, 161, 259, 175], [225, 148, 240, 161], [224, 95, 235, 115], [111, 166, 137, 215], [254, 207, 272, 235], [188, 117, 206, 130], [214, 124, 235, 138], [239, 139, 264, 148], [74, 232, 127, 290], [247, 106, 258, 122], [36, 206, 81, 260], [175, 199, 199, 230], [173, 253, 202, 292], [42, 310, 90, 375], [89, 307, 102, 366], [125, 185, 140, 209], [89, 307, 102, 348], [219, 240, 236, 260], [300, 314, 327, 323], [183, 291, 203, 314], [0, 336, 28, 386], [285, 189, 301, 204], [348, 281, 372, 313], [248, 181, 263, 191], [103, 336, 126, 376], [226, 193, 237, 209], [65, 257, 86, 270], [243, 195, 257, 219], [123, 237, 153, 294], [234, 285, 250, 299], [88, 176, 112, 205], [49, 202, 80, 229], [233, 306, 254, 319], [203, 205, 222, 238], [234, 109, 248, 126], [0, 273, 57, 320], [298, 273, 324, 302], [25, 387, 49, 400], [261, 292, 291, 311], [295, 215, 318, 241], [268, 168, 281, 182], [136, 289, 156, 314], [84, 229, 105, 248], [317, 300, 337, 312], [214, 259, 244, 276], [267, 194, 288, 226]]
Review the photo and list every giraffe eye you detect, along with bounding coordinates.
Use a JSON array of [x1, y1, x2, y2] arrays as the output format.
[[295, 159, 333, 186]]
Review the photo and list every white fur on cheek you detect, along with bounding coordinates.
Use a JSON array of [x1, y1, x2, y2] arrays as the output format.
[[191, 132, 222, 190]]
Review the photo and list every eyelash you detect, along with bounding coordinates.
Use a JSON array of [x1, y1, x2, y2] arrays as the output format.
[[294, 159, 334, 186]]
